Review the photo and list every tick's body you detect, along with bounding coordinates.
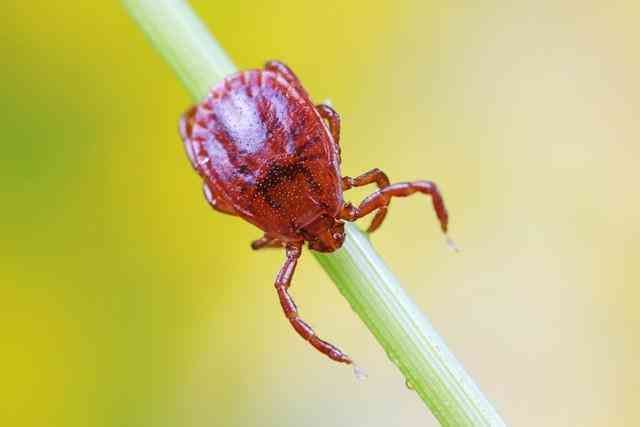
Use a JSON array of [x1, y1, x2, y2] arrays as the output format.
[[180, 61, 451, 366], [181, 65, 343, 243]]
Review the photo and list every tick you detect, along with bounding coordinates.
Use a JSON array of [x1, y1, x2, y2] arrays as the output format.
[[179, 60, 452, 367]]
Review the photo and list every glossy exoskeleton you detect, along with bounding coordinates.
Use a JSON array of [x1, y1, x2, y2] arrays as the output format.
[[180, 60, 451, 366]]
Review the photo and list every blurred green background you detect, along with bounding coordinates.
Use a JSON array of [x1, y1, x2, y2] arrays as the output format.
[[2, 1, 639, 426]]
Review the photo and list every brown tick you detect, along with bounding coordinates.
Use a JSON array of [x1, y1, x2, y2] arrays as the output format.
[[180, 61, 452, 366]]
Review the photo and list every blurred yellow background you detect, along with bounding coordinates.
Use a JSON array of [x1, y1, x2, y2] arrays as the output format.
[[2, 1, 639, 426]]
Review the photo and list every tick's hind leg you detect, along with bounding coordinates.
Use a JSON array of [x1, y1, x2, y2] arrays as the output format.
[[264, 60, 306, 94], [341, 180, 450, 234], [342, 168, 391, 232], [251, 235, 284, 250], [274, 243, 352, 365], [316, 103, 341, 163]]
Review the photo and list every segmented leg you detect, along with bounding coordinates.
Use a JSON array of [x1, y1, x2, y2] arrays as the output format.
[[275, 243, 352, 364], [251, 235, 284, 250], [340, 181, 449, 234], [342, 168, 391, 232], [316, 103, 341, 147], [264, 60, 306, 94], [203, 182, 237, 216]]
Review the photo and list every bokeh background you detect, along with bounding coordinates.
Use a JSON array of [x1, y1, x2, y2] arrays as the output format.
[[2, 1, 639, 426]]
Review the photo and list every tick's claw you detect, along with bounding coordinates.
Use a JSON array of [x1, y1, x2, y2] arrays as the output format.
[[445, 234, 460, 252]]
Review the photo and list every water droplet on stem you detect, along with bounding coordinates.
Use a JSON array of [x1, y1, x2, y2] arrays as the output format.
[[445, 234, 460, 252], [352, 362, 367, 381]]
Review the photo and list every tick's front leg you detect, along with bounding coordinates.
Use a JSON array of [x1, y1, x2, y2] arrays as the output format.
[[341, 180, 450, 234], [275, 243, 352, 364], [342, 168, 391, 232], [316, 104, 341, 146]]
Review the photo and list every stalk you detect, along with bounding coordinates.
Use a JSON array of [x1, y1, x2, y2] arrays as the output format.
[[122, 1, 506, 425]]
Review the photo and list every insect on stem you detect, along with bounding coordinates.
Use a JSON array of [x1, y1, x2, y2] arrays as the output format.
[[122, 0, 507, 424]]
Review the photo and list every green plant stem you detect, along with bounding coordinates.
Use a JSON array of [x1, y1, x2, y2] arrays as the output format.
[[122, 1, 506, 425]]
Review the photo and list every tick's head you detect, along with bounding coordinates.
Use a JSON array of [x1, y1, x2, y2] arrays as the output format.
[[302, 216, 345, 253]]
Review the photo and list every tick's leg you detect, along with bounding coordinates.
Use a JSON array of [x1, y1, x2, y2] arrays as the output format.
[[251, 235, 284, 250], [316, 103, 341, 148], [341, 181, 449, 234], [264, 60, 305, 93], [179, 105, 199, 170], [203, 182, 237, 216], [341, 168, 391, 232], [275, 243, 352, 365], [342, 168, 390, 191]]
